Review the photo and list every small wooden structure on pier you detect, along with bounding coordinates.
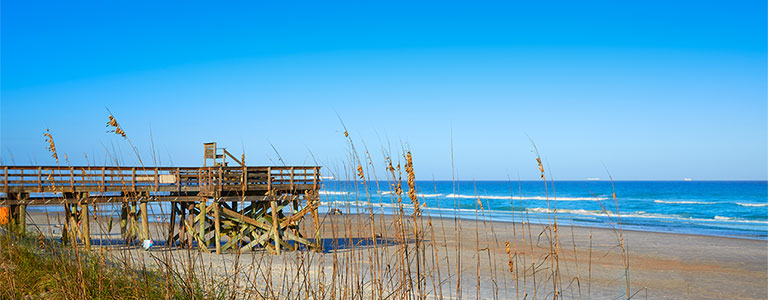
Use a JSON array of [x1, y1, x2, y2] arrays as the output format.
[[0, 142, 322, 254]]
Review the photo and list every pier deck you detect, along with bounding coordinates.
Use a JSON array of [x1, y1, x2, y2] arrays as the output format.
[[0, 145, 322, 255], [0, 165, 320, 204]]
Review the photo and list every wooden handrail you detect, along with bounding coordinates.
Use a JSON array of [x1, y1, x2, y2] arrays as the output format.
[[0, 165, 321, 195]]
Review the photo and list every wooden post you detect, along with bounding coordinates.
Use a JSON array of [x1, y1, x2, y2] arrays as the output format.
[[38, 167, 42, 192], [312, 167, 321, 250], [214, 202, 221, 254], [63, 203, 72, 245], [120, 203, 128, 241], [310, 193, 321, 251], [131, 202, 139, 241], [18, 205, 25, 232], [198, 199, 207, 251], [271, 200, 281, 255], [70, 204, 80, 245], [9, 203, 18, 230], [178, 202, 187, 247], [126, 202, 136, 242], [17, 193, 27, 233], [3, 166, 8, 195], [167, 201, 177, 247], [140, 200, 149, 241], [81, 199, 90, 251]]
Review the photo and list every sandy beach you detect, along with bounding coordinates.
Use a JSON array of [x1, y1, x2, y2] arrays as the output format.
[[22, 208, 768, 300]]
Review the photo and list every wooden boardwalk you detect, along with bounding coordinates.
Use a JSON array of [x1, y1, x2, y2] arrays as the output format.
[[0, 143, 322, 254]]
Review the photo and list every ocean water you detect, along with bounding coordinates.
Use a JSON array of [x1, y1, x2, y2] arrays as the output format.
[[319, 180, 768, 240]]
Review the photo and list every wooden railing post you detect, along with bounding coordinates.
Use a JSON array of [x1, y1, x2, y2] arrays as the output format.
[[176, 168, 181, 193], [218, 167, 223, 192], [38, 167, 42, 192], [290, 167, 295, 191], [313, 167, 318, 191], [69, 167, 75, 193], [4, 166, 8, 194], [242, 166, 247, 192], [267, 167, 272, 191]]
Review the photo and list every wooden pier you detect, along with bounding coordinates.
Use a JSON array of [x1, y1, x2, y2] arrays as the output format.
[[0, 143, 322, 254]]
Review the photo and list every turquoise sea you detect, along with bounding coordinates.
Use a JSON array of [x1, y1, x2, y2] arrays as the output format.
[[319, 180, 768, 240]]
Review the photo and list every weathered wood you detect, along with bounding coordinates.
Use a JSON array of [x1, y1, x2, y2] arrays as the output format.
[[271, 200, 281, 255], [185, 203, 196, 249], [120, 203, 129, 241], [81, 202, 90, 251], [63, 204, 72, 245], [198, 200, 207, 251], [214, 203, 221, 254], [140, 200, 149, 241], [0, 161, 321, 255], [167, 201, 177, 247], [311, 196, 321, 250], [219, 206, 271, 230], [18, 204, 26, 233]]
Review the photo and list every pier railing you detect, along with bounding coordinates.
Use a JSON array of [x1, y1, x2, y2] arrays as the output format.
[[1, 165, 321, 195]]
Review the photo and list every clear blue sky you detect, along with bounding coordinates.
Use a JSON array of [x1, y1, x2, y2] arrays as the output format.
[[1, 0, 766, 180]]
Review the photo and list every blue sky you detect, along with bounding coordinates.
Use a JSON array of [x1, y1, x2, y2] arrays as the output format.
[[1, 0, 766, 180]]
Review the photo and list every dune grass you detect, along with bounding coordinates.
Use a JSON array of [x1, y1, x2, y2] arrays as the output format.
[[0, 115, 635, 299]]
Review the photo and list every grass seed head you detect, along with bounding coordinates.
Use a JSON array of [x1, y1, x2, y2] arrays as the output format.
[[44, 129, 58, 163], [106, 114, 127, 137]]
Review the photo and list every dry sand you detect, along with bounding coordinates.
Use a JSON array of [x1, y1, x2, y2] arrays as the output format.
[[25, 209, 768, 299]]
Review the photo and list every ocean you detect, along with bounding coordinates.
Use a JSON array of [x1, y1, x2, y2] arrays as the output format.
[[22, 180, 767, 240], [319, 180, 768, 240]]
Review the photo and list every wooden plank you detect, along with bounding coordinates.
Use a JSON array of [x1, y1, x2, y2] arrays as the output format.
[[63, 204, 71, 245], [37, 167, 42, 192], [81, 200, 90, 251], [167, 201, 177, 247], [198, 200, 207, 251], [178, 202, 187, 247], [271, 200, 280, 255], [279, 201, 319, 228], [219, 206, 272, 231], [103, 167, 107, 192], [140, 201, 149, 241], [214, 203, 221, 254]]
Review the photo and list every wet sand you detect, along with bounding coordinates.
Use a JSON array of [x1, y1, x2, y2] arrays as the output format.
[[24, 210, 768, 299]]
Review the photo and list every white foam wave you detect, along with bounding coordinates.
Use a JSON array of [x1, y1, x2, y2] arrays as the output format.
[[527, 208, 768, 224], [323, 190, 605, 201], [654, 200, 717, 205], [321, 200, 403, 210], [416, 193, 442, 198], [320, 200, 768, 225], [318, 191, 350, 195], [736, 203, 768, 207], [444, 193, 606, 201], [378, 191, 443, 198]]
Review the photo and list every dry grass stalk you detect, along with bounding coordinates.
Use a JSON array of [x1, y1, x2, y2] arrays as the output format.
[[1, 119, 640, 300], [44, 129, 58, 163]]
